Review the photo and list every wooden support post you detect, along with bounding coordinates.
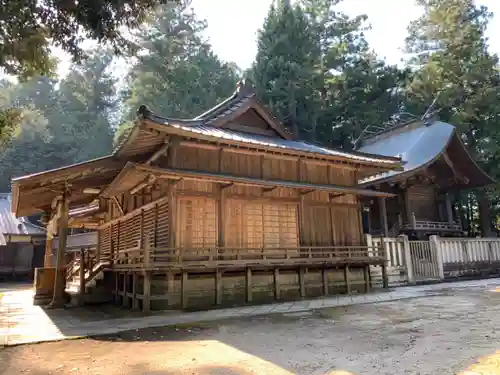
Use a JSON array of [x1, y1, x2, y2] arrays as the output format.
[[44, 236, 53, 268], [132, 273, 139, 310], [114, 272, 119, 304], [143, 236, 151, 270], [181, 271, 188, 309], [445, 193, 454, 225], [322, 268, 329, 296], [48, 193, 69, 308], [298, 267, 305, 298], [215, 269, 222, 305], [167, 272, 175, 307], [245, 268, 252, 303], [122, 273, 128, 308], [381, 236, 389, 289], [404, 188, 412, 224], [379, 197, 389, 237], [273, 268, 280, 300], [363, 265, 370, 292], [344, 265, 351, 294], [143, 272, 151, 313], [217, 185, 225, 248], [79, 248, 85, 303]]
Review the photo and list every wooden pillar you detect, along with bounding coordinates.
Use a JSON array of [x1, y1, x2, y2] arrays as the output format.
[[404, 188, 412, 224], [167, 272, 175, 307], [245, 268, 252, 303], [322, 268, 329, 296], [378, 197, 389, 237], [273, 268, 280, 300], [298, 267, 305, 298], [297, 159, 306, 246], [363, 265, 370, 292], [122, 273, 128, 308], [181, 270, 188, 309], [132, 273, 139, 310], [143, 272, 151, 313], [44, 237, 53, 267], [114, 272, 119, 304], [215, 269, 222, 305], [48, 193, 69, 308], [217, 184, 225, 248], [445, 193, 454, 225], [344, 265, 351, 294], [79, 248, 85, 303]]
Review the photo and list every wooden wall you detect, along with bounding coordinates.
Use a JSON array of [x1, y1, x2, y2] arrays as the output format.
[[98, 143, 366, 250]]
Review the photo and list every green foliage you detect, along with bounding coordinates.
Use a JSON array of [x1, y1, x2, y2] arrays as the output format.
[[121, 3, 239, 121], [0, 0, 165, 78], [0, 50, 116, 191]]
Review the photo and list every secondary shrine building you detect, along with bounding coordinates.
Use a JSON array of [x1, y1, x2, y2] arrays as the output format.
[[11, 81, 404, 311], [355, 118, 495, 239]]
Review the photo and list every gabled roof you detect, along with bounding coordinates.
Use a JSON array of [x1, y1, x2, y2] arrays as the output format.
[[356, 120, 495, 187], [115, 80, 402, 170]]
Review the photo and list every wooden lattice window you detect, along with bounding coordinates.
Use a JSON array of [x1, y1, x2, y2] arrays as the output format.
[[177, 197, 217, 248], [263, 203, 298, 248]]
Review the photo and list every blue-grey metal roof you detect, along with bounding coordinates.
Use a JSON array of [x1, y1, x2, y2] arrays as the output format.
[[0, 194, 45, 245], [151, 117, 401, 165], [357, 120, 455, 184]]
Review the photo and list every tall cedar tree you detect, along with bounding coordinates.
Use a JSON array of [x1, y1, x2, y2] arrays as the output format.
[[116, 2, 239, 146], [405, 0, 500, 235]]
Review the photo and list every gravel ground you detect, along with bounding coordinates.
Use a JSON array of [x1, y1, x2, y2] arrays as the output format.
[[1, 283, 500, 375]]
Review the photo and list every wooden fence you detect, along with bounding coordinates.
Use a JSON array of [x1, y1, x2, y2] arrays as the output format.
[[367, 235, 500, 285], [437, 237, 500, 279], [366, 235, 409, 287]]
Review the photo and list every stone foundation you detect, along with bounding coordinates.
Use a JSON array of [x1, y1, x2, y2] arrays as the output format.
[[113, 265, 380, 312]]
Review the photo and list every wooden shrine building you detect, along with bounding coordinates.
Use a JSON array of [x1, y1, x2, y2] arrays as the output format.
[[355, 118, 495, 239], [11, 80, 404, 311]]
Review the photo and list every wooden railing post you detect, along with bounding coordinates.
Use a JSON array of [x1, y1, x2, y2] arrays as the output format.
[[430, 235, 444, 281], [380, 236, 388, 289], [400, 235, 415, 285]]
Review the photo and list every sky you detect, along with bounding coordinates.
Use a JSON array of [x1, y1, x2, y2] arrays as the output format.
[[54, 0, 500, 77], [189, 0, 500, 69]]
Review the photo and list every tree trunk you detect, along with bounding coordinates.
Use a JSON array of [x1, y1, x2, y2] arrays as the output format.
[[477, 189, 492, 237]]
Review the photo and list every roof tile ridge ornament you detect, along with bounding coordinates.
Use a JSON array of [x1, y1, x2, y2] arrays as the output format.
[[137, 104, 152, 119], [236, 78, 256, 98]]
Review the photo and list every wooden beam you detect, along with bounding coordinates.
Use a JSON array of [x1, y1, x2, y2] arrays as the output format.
[[145, 139, 170, 165], [111, 196, 124, 216], [130, 174, 157, 195], [443, 151, 469, 184]]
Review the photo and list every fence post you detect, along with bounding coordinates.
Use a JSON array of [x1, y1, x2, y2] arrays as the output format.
[[429, 235, 444, 281], [400, 235, 415, 285]]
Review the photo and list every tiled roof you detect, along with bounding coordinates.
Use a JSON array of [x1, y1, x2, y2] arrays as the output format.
[[357, 120, 455, 184], [148, 114, 402, 165], [0, 194, 45, 245]]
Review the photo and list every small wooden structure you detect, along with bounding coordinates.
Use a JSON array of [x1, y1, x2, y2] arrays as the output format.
[[12, 80, 404, 310], [356, 118, 494, 239], [0, 194, 46, 281]]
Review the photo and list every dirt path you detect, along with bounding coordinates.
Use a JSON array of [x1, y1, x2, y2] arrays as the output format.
[[2, 283, 500, 375]]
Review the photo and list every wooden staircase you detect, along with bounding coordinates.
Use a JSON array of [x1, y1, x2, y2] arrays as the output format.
[[65, 250, 112, 305]]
